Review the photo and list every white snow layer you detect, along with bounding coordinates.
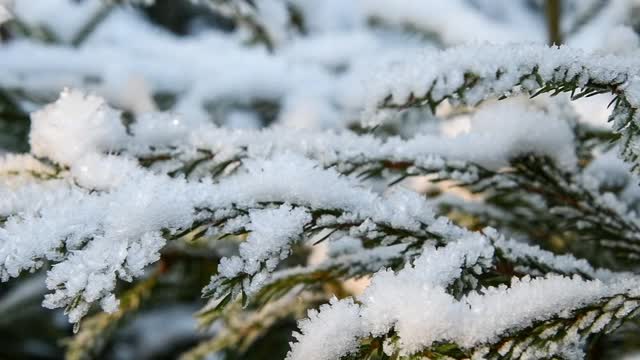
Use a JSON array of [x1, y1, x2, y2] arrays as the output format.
[[362, 43, 640, 130], [288, 238, 640, 359]]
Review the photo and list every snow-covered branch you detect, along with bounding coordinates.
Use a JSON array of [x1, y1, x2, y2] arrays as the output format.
[[24, 91, 635, 260], [363, 44, 640, 170], [287, 238, 640, 360]]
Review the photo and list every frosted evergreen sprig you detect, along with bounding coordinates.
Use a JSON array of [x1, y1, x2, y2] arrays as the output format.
[[225, 227, 621, 328], [286, 238, 640, 360], [0, 148, 445, 324], [363, 44, 640, 170], [19, 90, 574, 182], [346, 292, 640, 360]]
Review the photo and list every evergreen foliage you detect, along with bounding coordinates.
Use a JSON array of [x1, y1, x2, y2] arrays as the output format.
[[2, 1, 640, 359]]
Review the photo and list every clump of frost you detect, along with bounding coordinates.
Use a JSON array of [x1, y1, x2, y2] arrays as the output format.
[[286, 297, 365, 360], [240, 205, 311, 274], [218, 204, 312, 295], [30, 89, 127, 165], [70, 153, 145, 191], [43, 231, 167, 323]]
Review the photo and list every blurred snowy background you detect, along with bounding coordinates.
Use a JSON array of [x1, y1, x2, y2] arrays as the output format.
[[1, 0, 640, 359]]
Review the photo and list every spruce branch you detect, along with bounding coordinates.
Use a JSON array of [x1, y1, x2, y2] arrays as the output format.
[[349, 293, 640, 360], [363, 44, 640, 171], [286, 238, 640, 360]]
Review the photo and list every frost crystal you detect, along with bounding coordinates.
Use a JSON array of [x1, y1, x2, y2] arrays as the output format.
[[30, 89, 127, 165], [287, 297, 364, 360]]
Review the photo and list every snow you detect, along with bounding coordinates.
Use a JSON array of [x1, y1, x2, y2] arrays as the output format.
[[362, 44, 640, 130], [219, 204, 312, 294], [204, 154, 434, 230], [0, 142, 439, 322], [286, 297, 364, 360], [1, 162, 195, 321], [289, 238, 640, 358], [29, 88, 127, 165], [387, 99, 577, 170], [49, 94, 575, 174], [358, 235, 495, 352], [487, 228, 617, 281], [2, 116, 590, 325]]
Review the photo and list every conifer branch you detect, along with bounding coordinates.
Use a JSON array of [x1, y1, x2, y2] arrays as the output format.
[[363, 44, 640, 170]]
